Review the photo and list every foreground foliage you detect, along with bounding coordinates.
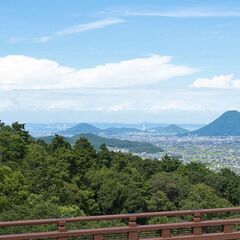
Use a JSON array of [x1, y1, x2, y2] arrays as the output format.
[[0, 121, 239, 222]]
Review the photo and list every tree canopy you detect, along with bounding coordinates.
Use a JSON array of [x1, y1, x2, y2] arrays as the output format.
[[0, 121, 239, 222]]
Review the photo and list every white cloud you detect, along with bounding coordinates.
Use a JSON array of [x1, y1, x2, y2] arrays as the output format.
[[147, 102, 207, 113], [190, 74, 240, 89], [46, 100, 84, 111], [0, 55, 197, 90], [46, 100, 133, 112], [107, 103, 133, 112], [123, 9, 240, 18], [54, 18, 124, 37], [8, 18, 124, 44]]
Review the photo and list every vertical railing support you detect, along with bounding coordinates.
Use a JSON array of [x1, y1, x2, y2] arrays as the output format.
[[162, 229, 171, 238], [224, 224, 233, 233], [94, 234, 104, 240], [57, 220, 67, 240], [128, 216, 138, 240], [193, 212, 202, 236]]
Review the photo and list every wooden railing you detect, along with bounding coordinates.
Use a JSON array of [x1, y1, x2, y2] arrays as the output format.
[[0, 207, 240, 239]]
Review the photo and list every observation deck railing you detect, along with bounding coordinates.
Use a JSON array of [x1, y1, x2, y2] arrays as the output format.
[[0, 207, 240, 240]]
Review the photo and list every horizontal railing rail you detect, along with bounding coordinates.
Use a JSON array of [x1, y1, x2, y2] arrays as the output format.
[[0, 207, 239, 240], [1, 207, 239, 227]]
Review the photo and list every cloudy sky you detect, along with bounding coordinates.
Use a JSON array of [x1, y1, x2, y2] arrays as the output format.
[[1, 0, 240, 123]]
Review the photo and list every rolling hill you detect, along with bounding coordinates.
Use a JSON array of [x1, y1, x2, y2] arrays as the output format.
[[151, 124, 189, 135], [60, 123, 141, 136], [190, 110, 240, 136], [60, 123, 101, 136], [163, 124, 189, 134], [40, 133, 163, 154]]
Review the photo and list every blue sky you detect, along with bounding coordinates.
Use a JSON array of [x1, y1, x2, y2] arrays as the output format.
[[1, 0, 240, 123]]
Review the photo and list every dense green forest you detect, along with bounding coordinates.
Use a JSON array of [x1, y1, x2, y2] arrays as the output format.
[[0, 121, 239, 222]]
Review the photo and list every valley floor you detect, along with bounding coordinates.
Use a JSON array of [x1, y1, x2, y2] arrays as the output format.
[[104, 133, 240, 174]]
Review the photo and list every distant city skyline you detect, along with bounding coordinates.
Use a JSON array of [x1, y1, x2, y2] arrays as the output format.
[[1, 0, 240, 123]]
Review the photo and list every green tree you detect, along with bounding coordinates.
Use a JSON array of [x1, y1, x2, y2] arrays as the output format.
[[11, 122, 30, 143], [85, 168, 124, 214], [145, 191, 176, 212], [159, 155, 182, 173], [73, 137, 97, 175], [97, 144, 112, 168], [0, 129, 27, 163], [176, 162, 214, 185], [147, 172, 191, 207], [121, 167, 145, 213], [0, 166, 29, 211], [180, 184, 232, 210], [216, 168, 240, 205], [49, 135, 71, 152]]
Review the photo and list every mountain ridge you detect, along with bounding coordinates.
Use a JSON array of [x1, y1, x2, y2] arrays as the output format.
[[40, 133, 163, 154], [60, 123, 141, 136], [61, 122, 189, 136]]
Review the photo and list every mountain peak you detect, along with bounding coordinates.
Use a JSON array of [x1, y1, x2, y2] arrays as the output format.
[[166, 124, 181, 128], [222, 110, 239, 116], [151, 124, 189, 135], [191, 110, 240, 136], [60, 123, 100, 136]]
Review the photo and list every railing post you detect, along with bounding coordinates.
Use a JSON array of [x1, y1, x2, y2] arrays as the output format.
[[193, 212, 202, 236], [94, 234, 104, 240], [162, 229, 171, 238], [224, 224, 233, 233], [57, 220, 67, 240], [128, 216, 138, 240]]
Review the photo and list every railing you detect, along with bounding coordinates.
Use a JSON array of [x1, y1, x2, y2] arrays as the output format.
[[0, 207, 240, 239]]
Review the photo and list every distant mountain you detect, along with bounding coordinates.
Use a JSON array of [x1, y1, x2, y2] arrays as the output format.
[[40, 133, 163, 154], [91, 122, 169, 129], [91, 122, 203, 131], [27, 122, 203, 137], [61, 123, 141, 136], [60, 123, 101, 136], [190, 110, 240, 136], [163, 124, 190, 134], [151, 124, 189, 135], [91, 123, 143, 129]]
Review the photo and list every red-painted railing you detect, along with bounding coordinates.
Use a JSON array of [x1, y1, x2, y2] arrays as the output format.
[[0, 207, 240, 239]]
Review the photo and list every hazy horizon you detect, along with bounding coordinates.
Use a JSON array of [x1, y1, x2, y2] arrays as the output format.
[[1, 110, 223, 125]]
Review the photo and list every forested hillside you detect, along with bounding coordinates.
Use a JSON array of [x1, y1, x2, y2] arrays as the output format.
[[41, 133, 162, 154], [0, 121, 239, 222]]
